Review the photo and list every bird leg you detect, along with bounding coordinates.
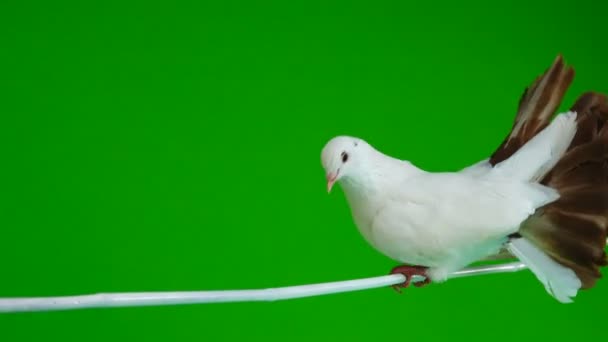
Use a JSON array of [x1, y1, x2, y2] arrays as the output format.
[[389, 265, 430, 293]]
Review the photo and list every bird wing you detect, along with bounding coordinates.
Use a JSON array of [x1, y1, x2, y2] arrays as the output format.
[[488, 55, 574, 166], [492, 111, 577, 182], [370, 173, 558, 273], [400, 173, 559, 236], [459, 55, 606, 299], [461, 55, 575, 180], [456, 55, 576, 263]]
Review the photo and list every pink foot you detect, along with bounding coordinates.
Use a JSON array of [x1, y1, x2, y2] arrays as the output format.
[[389, 265, 431, 293]]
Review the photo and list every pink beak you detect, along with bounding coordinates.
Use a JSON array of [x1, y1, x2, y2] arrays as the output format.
[[326, 172, 338, 193]]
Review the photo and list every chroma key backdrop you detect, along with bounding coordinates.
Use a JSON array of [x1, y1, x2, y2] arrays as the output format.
[[1, 1, 607, 341]]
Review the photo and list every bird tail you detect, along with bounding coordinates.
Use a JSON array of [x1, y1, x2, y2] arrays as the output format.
[[519, 92, 608, 292], [487, 55, 608, 301], [507, 238, 581, 303]]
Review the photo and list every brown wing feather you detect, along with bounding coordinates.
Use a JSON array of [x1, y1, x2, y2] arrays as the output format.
[[489, 55, 574, 165], [482, 56, 607, 289], [480, 55, 575, 262]]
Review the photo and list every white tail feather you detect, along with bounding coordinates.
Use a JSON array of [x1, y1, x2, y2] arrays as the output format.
[[507, 238, 582, 303]]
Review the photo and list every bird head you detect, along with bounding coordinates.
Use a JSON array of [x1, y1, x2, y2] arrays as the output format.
[[321, 136, 368, 193]]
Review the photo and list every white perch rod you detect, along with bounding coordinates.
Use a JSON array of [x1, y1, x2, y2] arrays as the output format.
[[0, 261, 528, 313]]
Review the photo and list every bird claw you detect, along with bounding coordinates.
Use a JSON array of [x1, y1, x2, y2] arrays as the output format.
[[389, 265, 430, 293]]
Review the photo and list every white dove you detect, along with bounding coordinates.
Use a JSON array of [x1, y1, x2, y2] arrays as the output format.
[[321, 55, 608, 303]]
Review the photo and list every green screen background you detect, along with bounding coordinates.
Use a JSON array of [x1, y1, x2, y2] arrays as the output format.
[[1, 1, 607, 341]]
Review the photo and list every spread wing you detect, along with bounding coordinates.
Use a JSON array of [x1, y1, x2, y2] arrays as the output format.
[[464, 55, 574, 262], [469, 55, 608, 288], [488, 55, 575, 165]]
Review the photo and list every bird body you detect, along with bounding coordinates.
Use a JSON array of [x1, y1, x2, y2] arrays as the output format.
[[326, 113, 571, 281], [321, 56, 608, 302]]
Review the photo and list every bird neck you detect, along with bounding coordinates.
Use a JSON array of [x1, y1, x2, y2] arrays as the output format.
[[336, 151, 424, 245], [340, 154, 423, 203]]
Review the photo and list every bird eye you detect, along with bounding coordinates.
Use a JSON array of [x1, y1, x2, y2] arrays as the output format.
[[341, 151, 349, 163]]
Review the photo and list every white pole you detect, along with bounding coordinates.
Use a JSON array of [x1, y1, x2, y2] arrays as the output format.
[[0, 261, 527, 313]]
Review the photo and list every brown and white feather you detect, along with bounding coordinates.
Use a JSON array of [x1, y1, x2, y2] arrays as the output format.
[[488, 55, 608, 289]]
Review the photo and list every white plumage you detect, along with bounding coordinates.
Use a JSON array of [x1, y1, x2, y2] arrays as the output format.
[[321, 111, 581, 302], [507, 238, 581, 303]]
